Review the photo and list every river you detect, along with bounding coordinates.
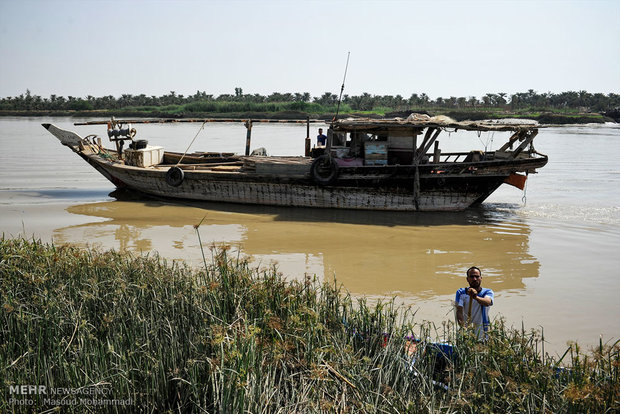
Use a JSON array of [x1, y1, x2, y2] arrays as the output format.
[[1, 116, 619, 355]]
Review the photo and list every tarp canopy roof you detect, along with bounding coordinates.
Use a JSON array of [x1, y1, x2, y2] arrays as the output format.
[[332, 115, 542, 133]]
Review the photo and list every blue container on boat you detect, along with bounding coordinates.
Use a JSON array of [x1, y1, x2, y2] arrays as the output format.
[[364, 142, 388, 165]]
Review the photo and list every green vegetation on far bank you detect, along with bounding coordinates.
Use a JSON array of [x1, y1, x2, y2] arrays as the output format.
[[1, 237, 618, 413], [1, 89, 619, 124], [0, 106, 610, 125]]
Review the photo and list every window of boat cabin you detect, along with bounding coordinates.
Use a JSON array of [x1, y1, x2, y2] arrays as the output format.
[[326, 129, 346, 147], [328, 130, 387, 158], [386, 129, 421, 165], [347, 132, 375, 157]]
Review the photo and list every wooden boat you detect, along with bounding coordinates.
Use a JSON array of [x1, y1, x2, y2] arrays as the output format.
[[42, 115, 547, 211]]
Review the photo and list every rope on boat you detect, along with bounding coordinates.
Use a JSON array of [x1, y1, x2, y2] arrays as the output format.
[[176, 120, 208, 167], [522, 172, 529, 205], [477, 131, 495, 152]]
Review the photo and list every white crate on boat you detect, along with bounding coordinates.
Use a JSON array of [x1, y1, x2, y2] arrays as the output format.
[[124, 146, 164, 167]]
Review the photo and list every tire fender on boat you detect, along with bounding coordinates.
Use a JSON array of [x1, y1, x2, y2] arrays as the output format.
[[311, 155, 339, 186], [166, 166, 184, 187]]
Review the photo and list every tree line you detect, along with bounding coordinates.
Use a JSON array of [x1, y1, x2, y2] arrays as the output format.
[[1, 88, 618, 113]]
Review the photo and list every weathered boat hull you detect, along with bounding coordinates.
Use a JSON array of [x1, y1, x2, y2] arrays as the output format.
[[82, 153, 511, 211]]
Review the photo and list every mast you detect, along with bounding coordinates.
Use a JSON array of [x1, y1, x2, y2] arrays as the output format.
[[332, 51, 350, 127]]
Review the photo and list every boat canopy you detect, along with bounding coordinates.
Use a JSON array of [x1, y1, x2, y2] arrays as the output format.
[[332, 115, 542, 133]]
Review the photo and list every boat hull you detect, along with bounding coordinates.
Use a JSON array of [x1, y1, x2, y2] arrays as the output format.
[[85, 154, 513, 211]]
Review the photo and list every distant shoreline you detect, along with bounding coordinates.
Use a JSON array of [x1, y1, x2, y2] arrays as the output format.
[[0, 109, 615, 125]]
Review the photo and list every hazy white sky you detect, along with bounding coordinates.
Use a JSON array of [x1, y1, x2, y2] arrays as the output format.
[[1, 0, 619, 100]]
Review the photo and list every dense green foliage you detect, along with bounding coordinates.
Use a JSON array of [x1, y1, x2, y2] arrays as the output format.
[[1, 237, 618, 413], [1, 89, 618, 118]]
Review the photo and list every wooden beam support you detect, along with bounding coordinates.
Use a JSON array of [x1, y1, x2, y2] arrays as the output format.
[[511, 129, 538, 158], [433, 140, 441, 163], [245, 120, 252, 156], [498, 130, 524, 152], [75, 118, 322, 126], [305, 116, 311, 156], [417, 127, 435, 155], [416, 128, 441, 163], [411, 134, 418, 165]]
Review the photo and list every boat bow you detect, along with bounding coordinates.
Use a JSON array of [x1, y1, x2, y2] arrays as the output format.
[[42, 123, 84, 148]]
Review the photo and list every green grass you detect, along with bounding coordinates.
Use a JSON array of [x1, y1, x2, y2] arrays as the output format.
[[1, 237, 618, 413]]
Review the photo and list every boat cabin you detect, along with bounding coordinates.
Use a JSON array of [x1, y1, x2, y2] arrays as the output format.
[[315, 115, 541, 168]]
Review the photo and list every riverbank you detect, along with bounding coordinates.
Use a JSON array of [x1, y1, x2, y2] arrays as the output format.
[[1, 238, 617, 413], [0, 108, 613, 124]]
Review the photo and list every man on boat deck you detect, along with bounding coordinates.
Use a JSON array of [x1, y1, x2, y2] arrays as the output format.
[[455, 266, 494, 339], [317, 128, 327, 147]]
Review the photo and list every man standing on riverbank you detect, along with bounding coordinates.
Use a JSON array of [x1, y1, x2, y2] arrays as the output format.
[[455, 266, 494, 339]]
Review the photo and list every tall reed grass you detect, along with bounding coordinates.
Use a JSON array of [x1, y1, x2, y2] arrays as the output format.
[[1, 237, 618, 413]]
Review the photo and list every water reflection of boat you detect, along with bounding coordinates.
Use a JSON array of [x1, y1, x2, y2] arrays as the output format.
[[55, 196, 540, 298], [43, 116, 547, 212], [108, 188, 515, 227]]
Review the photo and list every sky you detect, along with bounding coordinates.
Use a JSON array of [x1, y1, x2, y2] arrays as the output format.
[[0, 0, 619, 100]]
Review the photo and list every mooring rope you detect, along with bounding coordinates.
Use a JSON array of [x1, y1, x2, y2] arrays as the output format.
[[175, 120, 207, 166]]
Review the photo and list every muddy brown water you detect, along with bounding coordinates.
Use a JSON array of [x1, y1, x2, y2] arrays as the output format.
[[1, 117, 619, 354]]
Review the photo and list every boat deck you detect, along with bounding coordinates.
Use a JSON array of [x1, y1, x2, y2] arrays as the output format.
[[151, 156, 312, 175]]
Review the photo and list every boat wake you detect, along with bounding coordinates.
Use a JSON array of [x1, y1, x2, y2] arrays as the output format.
[[522, 203, 620, 229]]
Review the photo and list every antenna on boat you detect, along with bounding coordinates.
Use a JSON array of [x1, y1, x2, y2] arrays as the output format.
[[332, 51, 350, 127]]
